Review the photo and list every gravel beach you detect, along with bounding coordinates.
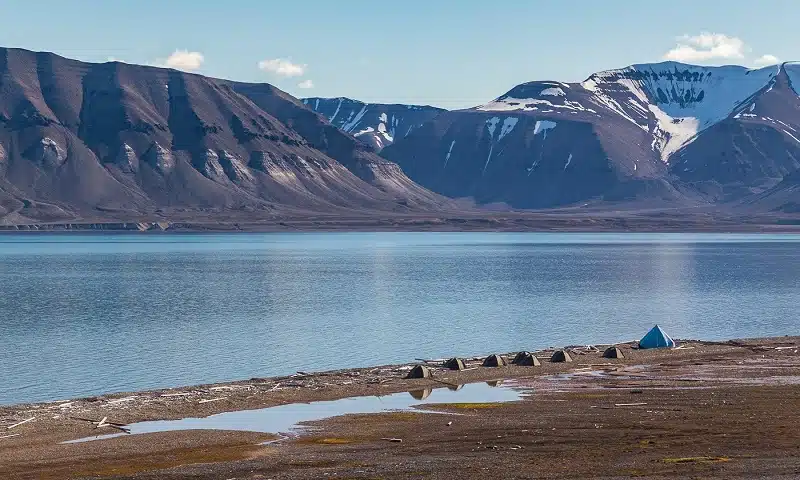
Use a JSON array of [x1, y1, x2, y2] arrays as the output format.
[[1, 336, 798, 479]]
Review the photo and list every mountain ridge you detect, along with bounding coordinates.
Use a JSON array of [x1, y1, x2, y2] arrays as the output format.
[[0, 46, 453, 224], [301, 97, 445, 151], [380, 60, 800, 211], [1, 47, 799, 225]]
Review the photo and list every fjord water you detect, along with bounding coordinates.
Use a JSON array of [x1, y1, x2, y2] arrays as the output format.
[[1, 232, 797, 405]]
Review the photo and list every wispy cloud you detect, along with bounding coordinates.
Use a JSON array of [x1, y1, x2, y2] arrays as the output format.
[[663, 33, 746, 62], [297, 79, 314, 89], [258, 58, 306, 77], [754, 54, 780, 66], [157, 50, 204, 71]]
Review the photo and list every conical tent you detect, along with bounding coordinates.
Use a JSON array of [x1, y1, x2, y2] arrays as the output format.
[[406, 365, 432, 379], [443, 358, 466, 371], [514, 352, 541, 366], [639, 325, 676, 349], [512, 351, 532, 364], [482, 354, 508, 367], [550, 350, 573, 363], [603, 346, 625, 359]]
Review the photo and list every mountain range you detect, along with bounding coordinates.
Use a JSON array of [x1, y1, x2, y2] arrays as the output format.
[[378, 62, 800, 212], [0, 47, 449, 225], [1, 46, 799, 228]]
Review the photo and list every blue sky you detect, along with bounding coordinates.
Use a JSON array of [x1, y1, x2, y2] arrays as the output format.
[[0, 0, 796, 109]]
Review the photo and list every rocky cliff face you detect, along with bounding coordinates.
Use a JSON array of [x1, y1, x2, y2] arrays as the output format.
[[0, 48, 449, 223]]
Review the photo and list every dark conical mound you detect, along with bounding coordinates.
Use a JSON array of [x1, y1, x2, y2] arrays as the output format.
[[443, 358, 466, 371], [406, 365, 432, 379], [482, 354, 508, 367], [550, 350, 573, 363], [603, 346, 625, 359], [514, 352, 541, 366]]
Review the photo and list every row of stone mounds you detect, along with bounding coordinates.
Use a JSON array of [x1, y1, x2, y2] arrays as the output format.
[[407, 346, 625, 379]]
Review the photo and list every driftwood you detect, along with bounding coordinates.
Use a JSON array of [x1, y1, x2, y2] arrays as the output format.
[[198, 397, 227, 404], [7, 417, 35, 429], [0, 433, 21, 439], [381, 437, 403, 442], [106, 396, 138, 405], [69, 416, 131, 433], [415, 358, 447, 364]]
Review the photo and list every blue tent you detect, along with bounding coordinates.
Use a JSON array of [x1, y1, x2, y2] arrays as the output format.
[[639, 325, 676, 349]]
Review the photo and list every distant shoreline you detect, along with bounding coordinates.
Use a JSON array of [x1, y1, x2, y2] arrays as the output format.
[[1, 215, 799, 234]]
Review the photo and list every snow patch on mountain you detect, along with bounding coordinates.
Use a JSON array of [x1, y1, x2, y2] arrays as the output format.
[[534, 120, 556, 136], [498, 117, 519, 140], [486, 117, 500, 137], [479, 96, 595, 114], [377, 121, 393, 142], [583, 62, 780, 161], [540, 87, 566, 96], [303, 98, 444, 150], [355, 126, 375, 136], [783, 129, 800, 144], [329, 99, 343, 123], [341, 105, 368, 132], [444, 140, 455, 168]]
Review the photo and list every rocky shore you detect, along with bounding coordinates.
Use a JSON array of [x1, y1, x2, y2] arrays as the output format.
[[1, 336, 798, 479]]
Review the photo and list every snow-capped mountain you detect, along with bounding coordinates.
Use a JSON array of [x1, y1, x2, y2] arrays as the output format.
[[302, 98, 444, 151], [381, 61, 800, 210]]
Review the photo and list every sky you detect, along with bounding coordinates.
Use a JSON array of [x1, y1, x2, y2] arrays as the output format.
[[0, 0, 797, 109]]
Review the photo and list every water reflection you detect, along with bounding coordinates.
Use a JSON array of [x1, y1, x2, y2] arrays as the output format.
[[409, 389, 432, 400], [63, 381, 526, 444]]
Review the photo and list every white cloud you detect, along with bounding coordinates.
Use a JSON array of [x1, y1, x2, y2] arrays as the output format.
[[754, 54, 780, 66], [663, 33, 746, 62], [258, 58, 306, 77], [297, 79, 314, 89], [160, 50, 204, 71]]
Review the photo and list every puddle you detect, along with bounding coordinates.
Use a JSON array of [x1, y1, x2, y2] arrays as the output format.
[[63, 381, 526, 444]]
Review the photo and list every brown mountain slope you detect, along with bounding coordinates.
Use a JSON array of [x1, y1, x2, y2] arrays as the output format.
[[0, 47, 451, 223]]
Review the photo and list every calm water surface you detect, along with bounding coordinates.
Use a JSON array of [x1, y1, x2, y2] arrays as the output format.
[[1, 232, 798, 405]]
